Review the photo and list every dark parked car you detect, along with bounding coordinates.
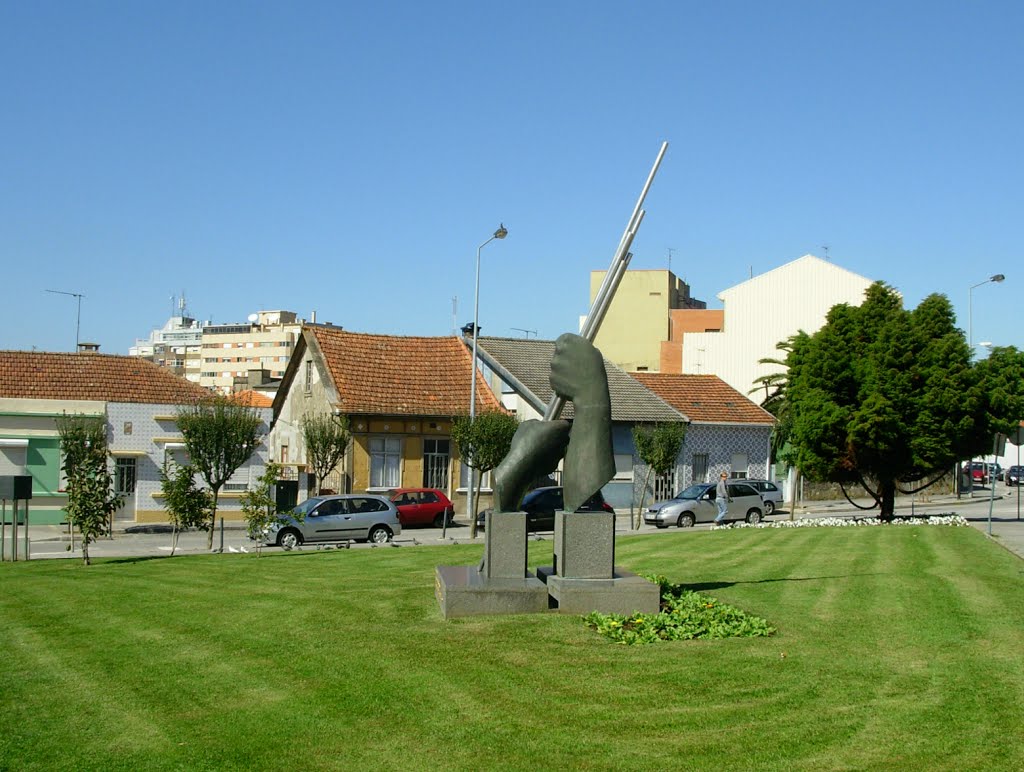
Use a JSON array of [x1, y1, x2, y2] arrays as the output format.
[[476, 486, 614, 532], [389, 488, 454, 527], [1006, 466, 1024, 486]]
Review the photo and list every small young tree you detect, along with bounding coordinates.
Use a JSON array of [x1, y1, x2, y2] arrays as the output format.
[[240, 462, 283, 556], [450, 410, 519, 538], [176, 396, 265, 549], [631, 422, 686, 528], [301, 412, 351, 494], [159, 461, 212, 556], [56, 414, 123, 566]]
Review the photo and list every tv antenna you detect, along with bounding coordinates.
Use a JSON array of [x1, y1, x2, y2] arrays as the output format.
[[45, 289, 85, 352], [511, 327, 537, 338], [667, 247, 675, 272], [822, 244, 831, 261]]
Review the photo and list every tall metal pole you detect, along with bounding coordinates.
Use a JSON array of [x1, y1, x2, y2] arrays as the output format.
[[544, 141, 668, 421], [467, 225, 507, 531]]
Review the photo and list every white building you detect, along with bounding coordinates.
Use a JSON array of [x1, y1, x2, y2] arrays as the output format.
[[129, 296, 206, 382], [680, 255, 875, 397]]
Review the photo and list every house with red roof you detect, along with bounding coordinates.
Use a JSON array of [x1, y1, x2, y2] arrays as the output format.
[[0, 350, 270, 525], [631, 372, 775, 486], [270, 326, 502, 513]]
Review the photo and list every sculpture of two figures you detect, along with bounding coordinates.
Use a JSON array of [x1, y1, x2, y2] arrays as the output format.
[[492, 332, 615, 517]]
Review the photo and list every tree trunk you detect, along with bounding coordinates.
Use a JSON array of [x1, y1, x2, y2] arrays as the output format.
[[170, 523, 179, 557], [635, 467, 654, 530], [207, 488, 220, 550], [469, 472, 482, 540], [879, 478, 897, 521], [82, 537, 91, 566]]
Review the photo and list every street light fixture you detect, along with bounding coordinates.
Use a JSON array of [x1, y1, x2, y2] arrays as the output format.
[[968, 274, 1005, 353], [467, 224, 507, 533]]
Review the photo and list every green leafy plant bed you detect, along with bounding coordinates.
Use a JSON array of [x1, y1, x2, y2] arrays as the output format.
[[584, 575, 776, 644]]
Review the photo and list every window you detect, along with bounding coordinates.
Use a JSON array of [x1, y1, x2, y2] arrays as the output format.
[[692, 453, 709, 484], [613, 453, 633, 481], [730, 453, 748, 479], [369, 437, 401, 488], [459, 462, 491, 490], [304, 360, 313, 394], [280, 445, 289, 464], [422, 438, 450, 489], [115, 458, 137, 494]]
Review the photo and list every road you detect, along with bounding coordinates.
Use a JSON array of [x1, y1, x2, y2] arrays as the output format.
[[6, 485, 1024, 562]]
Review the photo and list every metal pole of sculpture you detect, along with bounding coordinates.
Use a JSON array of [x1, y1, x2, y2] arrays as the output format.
[[543, 140, 667, 422]]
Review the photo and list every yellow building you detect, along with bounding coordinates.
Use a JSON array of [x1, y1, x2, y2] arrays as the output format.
[[269, 325, 504, 514], [589, 269, 706, 372]]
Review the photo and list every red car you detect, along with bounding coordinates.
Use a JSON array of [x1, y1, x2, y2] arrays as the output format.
[[389, 488, 454, 527]]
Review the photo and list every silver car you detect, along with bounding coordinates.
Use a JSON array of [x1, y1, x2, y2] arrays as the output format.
[[744, 479, 784, 515], [644, 482, 764, 528], [265, 494, 402, 549]]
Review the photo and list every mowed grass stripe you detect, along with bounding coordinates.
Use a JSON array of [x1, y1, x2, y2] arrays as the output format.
[[2, 527, 1024, 770]]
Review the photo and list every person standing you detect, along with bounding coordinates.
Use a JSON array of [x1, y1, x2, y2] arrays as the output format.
[[714, 471, 731, 525]]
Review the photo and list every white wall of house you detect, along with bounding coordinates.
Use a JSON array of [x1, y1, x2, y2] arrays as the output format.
[[681, 255, 874, 397]]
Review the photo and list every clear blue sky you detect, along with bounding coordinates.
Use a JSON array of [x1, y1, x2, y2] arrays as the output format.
[[2, 1, 1021, 355]]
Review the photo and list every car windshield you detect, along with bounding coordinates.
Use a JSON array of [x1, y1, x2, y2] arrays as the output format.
[[292, 497, 326, 516], [674, 484, 710, 500]]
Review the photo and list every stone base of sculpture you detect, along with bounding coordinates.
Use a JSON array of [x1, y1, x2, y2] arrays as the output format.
[[536, 511, 660, 615], [435, 512, 548, 620], [436, 510, 659, 619]]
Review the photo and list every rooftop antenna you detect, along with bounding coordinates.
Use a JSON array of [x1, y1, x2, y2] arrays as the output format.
[[667, 247, 675, 273], [822, 244, 831, 261], [45, 289, 85, 352], [511, 327, 537, 338], [452, 296, 458, 335]]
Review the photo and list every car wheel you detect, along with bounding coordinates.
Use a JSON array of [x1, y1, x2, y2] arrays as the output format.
[[746, 509, 762, 525], [277, 528, 302, 551], [432, 512, 451, 528], [764, 500, 775, 516], [368, 525, 392, 544], [677, 513, 695, 528]]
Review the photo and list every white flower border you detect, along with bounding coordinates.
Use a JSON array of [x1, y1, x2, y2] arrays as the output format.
[[714, 514, 969, 529]]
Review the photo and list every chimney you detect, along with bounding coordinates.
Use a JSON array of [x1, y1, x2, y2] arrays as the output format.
[[77, 342, 100, 353], [311, 310, 317, 324]]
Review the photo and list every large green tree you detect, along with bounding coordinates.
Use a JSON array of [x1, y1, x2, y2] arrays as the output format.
[[785, 282, 1022, 519], [56, 414, 123, 566], [451, 410, 518, 538], [177, 396, 265, 548]]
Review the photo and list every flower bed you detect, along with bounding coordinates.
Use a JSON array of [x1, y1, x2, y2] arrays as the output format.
[[714, 514, 968, 529]]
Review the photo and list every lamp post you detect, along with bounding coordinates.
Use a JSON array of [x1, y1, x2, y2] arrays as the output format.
[[467, 224, 507, 532], [968, 274, 1004, 353]]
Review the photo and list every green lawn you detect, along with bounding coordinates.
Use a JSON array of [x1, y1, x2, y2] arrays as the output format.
[[2, 526, 1023, 770]]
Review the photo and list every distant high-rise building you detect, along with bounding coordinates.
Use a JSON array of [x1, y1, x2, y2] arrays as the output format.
[[199, 310, 310, 393], [129, 295, 205, 382]]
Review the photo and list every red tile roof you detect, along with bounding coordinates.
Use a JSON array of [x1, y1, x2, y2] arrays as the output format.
[[0, 351, 213, 404], [632, 373, 775, 426], [308, 327, 502, 416], [230, 389, 274, 408]]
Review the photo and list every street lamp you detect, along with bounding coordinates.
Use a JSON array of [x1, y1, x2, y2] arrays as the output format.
[[467, 224, 507, 531], [968, 274, 1005, 353]]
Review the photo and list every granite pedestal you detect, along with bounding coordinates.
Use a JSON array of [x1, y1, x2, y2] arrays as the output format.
[[435, 511, 548, 619], [536, 511, 660, 615]]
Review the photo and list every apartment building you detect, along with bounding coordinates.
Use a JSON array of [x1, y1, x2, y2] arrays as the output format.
[[129, 297, 205, 382], [199, 311, 308, 393]]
